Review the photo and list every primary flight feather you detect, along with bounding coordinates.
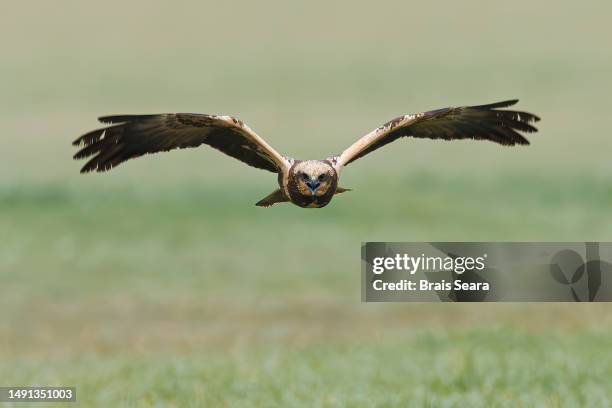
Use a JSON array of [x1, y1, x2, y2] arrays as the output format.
[[73, 99, 540, 208]]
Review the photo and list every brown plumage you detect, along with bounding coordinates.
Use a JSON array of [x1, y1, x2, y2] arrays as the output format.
[[73, 99, 540, 208]]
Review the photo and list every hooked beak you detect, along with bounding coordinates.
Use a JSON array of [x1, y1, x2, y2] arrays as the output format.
[[306, 180, 320, 195]]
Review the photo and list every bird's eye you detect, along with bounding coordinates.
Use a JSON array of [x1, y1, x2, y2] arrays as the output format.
[[318, 174, 326, 181], [301, 173, 309, 181]]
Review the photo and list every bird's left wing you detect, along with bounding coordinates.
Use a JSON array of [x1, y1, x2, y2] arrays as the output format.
[[330, 100, 540, 170], [73, 113, 290, 173]]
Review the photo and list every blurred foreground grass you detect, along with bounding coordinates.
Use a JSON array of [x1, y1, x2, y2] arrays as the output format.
[[2, 176, 612, 406], [3, 330, 611, 407]]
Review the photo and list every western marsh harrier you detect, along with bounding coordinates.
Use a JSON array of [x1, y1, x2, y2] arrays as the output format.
[[73, 100, 539, 208]]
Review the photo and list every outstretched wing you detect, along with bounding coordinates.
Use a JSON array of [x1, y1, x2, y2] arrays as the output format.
[[73, 113, 290, 173], [331, 100, 540, 169]]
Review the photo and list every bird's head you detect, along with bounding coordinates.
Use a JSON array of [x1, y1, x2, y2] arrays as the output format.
[[292, 160, 336, 197]]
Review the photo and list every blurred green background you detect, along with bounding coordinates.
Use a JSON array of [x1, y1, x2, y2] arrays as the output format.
[[1, 1, 612, 406]]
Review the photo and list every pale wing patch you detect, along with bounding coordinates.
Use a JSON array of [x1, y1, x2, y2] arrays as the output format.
[[334, 113, 423, 170], [216, 115, 292, 173]]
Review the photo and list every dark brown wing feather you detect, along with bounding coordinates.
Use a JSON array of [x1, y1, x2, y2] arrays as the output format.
[[335, 100, 540, 167], [73, 113, 288, 173]]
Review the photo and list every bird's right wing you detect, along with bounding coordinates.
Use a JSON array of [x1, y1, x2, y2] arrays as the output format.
[[73, 113, 291, 174]]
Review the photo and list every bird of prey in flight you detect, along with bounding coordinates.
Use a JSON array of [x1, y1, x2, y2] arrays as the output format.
[[73, 99, 539, 208]]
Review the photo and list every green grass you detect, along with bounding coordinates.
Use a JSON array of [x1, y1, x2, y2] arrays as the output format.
[[2, 178, 612, 406], [3, 330, 611, 407], [1, 0, 612, 406]]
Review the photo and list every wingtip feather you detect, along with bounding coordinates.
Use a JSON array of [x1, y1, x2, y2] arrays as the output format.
[[471, 99, 519, 110], [98, 114, 162, 124]]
